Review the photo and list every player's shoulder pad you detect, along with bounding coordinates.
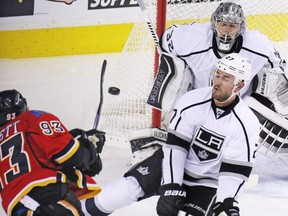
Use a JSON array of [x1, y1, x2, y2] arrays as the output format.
[[28, 110, 50, 117], [242, 29, 273, 53], [27, 110, 61, 123], [174, 87, 212, 110], [163, 22, 213, 55], [178, 22, 212, 48]]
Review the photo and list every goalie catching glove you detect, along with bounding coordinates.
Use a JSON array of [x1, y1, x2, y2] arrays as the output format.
[[246, 65, 288, 159], [69, 128, 106, 176], [253, 66, 288, 117]]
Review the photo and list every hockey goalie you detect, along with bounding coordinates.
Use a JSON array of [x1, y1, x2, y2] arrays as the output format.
[[129, 1, 288, 165]]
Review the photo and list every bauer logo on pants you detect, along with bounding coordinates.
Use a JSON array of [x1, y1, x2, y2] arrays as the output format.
[[192, 126, 225, 162]]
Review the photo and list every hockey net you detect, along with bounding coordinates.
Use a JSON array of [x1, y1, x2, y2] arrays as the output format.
[[98, 0, 288, 147]]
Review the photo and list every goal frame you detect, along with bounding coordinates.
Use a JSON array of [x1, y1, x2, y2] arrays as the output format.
[[152, 0, 167, 128]]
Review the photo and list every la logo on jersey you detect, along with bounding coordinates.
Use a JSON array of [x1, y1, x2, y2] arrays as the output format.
[[192, 126, 225, 162]]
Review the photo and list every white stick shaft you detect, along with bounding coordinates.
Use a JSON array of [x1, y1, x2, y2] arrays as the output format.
[[137, 0, 159, 46]]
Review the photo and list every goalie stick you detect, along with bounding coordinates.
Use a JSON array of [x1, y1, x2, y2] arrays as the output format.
[[137, 0, 159, 47], [93, 59, 107, 129]]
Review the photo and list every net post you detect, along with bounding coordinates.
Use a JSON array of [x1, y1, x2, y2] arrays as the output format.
[[152, 0, 167, 128]]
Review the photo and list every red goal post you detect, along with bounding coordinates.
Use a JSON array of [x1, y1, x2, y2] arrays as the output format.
[[152, 0, 166, 128], [98, 0, 288, 146]]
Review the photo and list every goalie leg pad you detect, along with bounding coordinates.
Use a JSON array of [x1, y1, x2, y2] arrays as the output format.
[[129, 127, 167, 165], [129, 127, 167, 153], [124, 149, 164, 199]]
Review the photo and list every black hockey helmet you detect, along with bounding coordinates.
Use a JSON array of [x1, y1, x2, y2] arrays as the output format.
[[0, 89, 28, 127]]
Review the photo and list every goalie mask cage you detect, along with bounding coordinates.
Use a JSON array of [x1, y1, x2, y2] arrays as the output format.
[[98, 0, 288, 147]]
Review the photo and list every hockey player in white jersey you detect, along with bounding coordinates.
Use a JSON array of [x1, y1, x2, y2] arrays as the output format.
[[132, 1, 288, 165], [156, 53, 260, 216], [81, 54, 260, 216]]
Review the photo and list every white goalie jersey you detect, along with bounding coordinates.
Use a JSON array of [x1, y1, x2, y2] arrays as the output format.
[[148, 22, 286, 111], [159, 22, 285, 96]]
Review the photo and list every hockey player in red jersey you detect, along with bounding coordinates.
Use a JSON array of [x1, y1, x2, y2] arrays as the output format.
[[0, 89, 104, 216]]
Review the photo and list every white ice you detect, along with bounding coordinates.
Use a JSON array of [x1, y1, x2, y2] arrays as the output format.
[[1, 53, 288, 215]]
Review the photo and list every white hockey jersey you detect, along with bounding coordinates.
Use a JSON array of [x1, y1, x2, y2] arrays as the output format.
[[160, 22, 285, 97], [162, 87, 260, 202]]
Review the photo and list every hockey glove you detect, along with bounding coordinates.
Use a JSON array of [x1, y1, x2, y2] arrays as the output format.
[[82, 154, 102, 176], [69, 128, 103, 176], [70, 128, 106, 154], [156, 183, 186, 216], [86, 129, 106, 153], [213, 198, 240, 216]]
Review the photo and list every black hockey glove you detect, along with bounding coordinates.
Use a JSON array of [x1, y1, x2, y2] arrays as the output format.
[[69, 128, 106, 153], [82, 154, 102, 176], [86, 129, 106, 153], [213, 198, 240, 216], [69, 128, 103, 176], [69, 128, 88, 140], [156, 183, 186, 216]]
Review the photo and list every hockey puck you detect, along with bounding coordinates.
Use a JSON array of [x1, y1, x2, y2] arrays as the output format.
[[108, 87, 120, 95]]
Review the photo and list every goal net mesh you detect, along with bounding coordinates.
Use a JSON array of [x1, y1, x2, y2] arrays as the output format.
[[98, 0, 288, 147]]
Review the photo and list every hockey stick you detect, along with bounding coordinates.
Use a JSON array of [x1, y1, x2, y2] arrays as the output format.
[[137, 0, 159, 46], [93, 59, 107, 129]]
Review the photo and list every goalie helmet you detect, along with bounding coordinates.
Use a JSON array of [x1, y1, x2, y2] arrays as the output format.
[[211, 2, 246, 53], [0, 89, 28, 127], [215, 53, 252, 85]]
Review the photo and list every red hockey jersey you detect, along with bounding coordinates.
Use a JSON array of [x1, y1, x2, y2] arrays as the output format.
[[0, 110, 101, 215]]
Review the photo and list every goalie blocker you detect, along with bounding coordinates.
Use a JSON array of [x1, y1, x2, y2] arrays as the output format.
[[130, 53, 193, 164], [147, 53, 194, 112]]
